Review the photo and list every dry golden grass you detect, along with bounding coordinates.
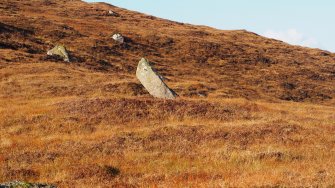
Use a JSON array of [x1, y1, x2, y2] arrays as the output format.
[[0, 0, 335, 187], [1, 63, 334, 187]]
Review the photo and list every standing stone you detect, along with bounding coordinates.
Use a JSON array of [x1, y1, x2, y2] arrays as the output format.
[[112, 33, 124, 44], [47, 45, 70, 62], [136, 58, 177, 99]]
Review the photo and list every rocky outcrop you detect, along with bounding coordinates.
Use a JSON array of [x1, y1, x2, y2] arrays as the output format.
[[136, 58, 177, 99], [47, 45, 70, 62]]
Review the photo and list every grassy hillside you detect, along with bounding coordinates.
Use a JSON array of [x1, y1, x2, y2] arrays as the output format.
[[0, 0, 334, 187]]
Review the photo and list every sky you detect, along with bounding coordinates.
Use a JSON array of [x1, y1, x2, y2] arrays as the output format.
[[85, 0, 335, 52]]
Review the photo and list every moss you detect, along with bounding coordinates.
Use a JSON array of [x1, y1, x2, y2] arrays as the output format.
[[16, 182, 33, 188]]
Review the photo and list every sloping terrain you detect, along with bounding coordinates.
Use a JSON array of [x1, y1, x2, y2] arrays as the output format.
[[0, 0, 335, 187], [1, 0, 334, 102]]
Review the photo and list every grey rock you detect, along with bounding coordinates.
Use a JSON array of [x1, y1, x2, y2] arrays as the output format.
[[108, 10, 116, 16], [136, 58, 177, 99], [104, 10, 119, 17], [112, 33, 124, 43], [47, 45, 70, 62]]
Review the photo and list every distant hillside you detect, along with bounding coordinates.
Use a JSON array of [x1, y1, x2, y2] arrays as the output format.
[[0, 0, 334, 104]]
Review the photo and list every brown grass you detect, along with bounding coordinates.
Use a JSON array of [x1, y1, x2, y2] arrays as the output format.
[[0, 0, 335, 187], [1, 63, 334, 187]]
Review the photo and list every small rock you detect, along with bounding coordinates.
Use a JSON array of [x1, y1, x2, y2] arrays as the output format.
[[107, 10, 117, 16], [104, 10, 119, 17], [47, 45, 70, 62], [112, 33, 124, 44], [198, 93, 206, 97], [136, 58, 177, 99]]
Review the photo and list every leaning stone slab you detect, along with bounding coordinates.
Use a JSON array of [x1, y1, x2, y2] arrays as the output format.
[[47, 45, 70, 62], [136, 58, 177, 99]]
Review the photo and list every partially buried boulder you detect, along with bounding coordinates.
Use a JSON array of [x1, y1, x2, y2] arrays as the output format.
[[107, 10, 119, 16], [47, 45, 70, 62], [112, 33, 124, 44], [108, 10, 115, 15], [136, 58, 177, 99]]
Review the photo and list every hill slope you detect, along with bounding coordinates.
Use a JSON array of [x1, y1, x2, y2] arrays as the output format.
[[0, 0, 335, 187], [1, 0, 334, 103]]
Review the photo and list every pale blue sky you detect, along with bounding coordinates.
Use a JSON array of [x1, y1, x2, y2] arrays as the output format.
[[85, 0, 335, 52]]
